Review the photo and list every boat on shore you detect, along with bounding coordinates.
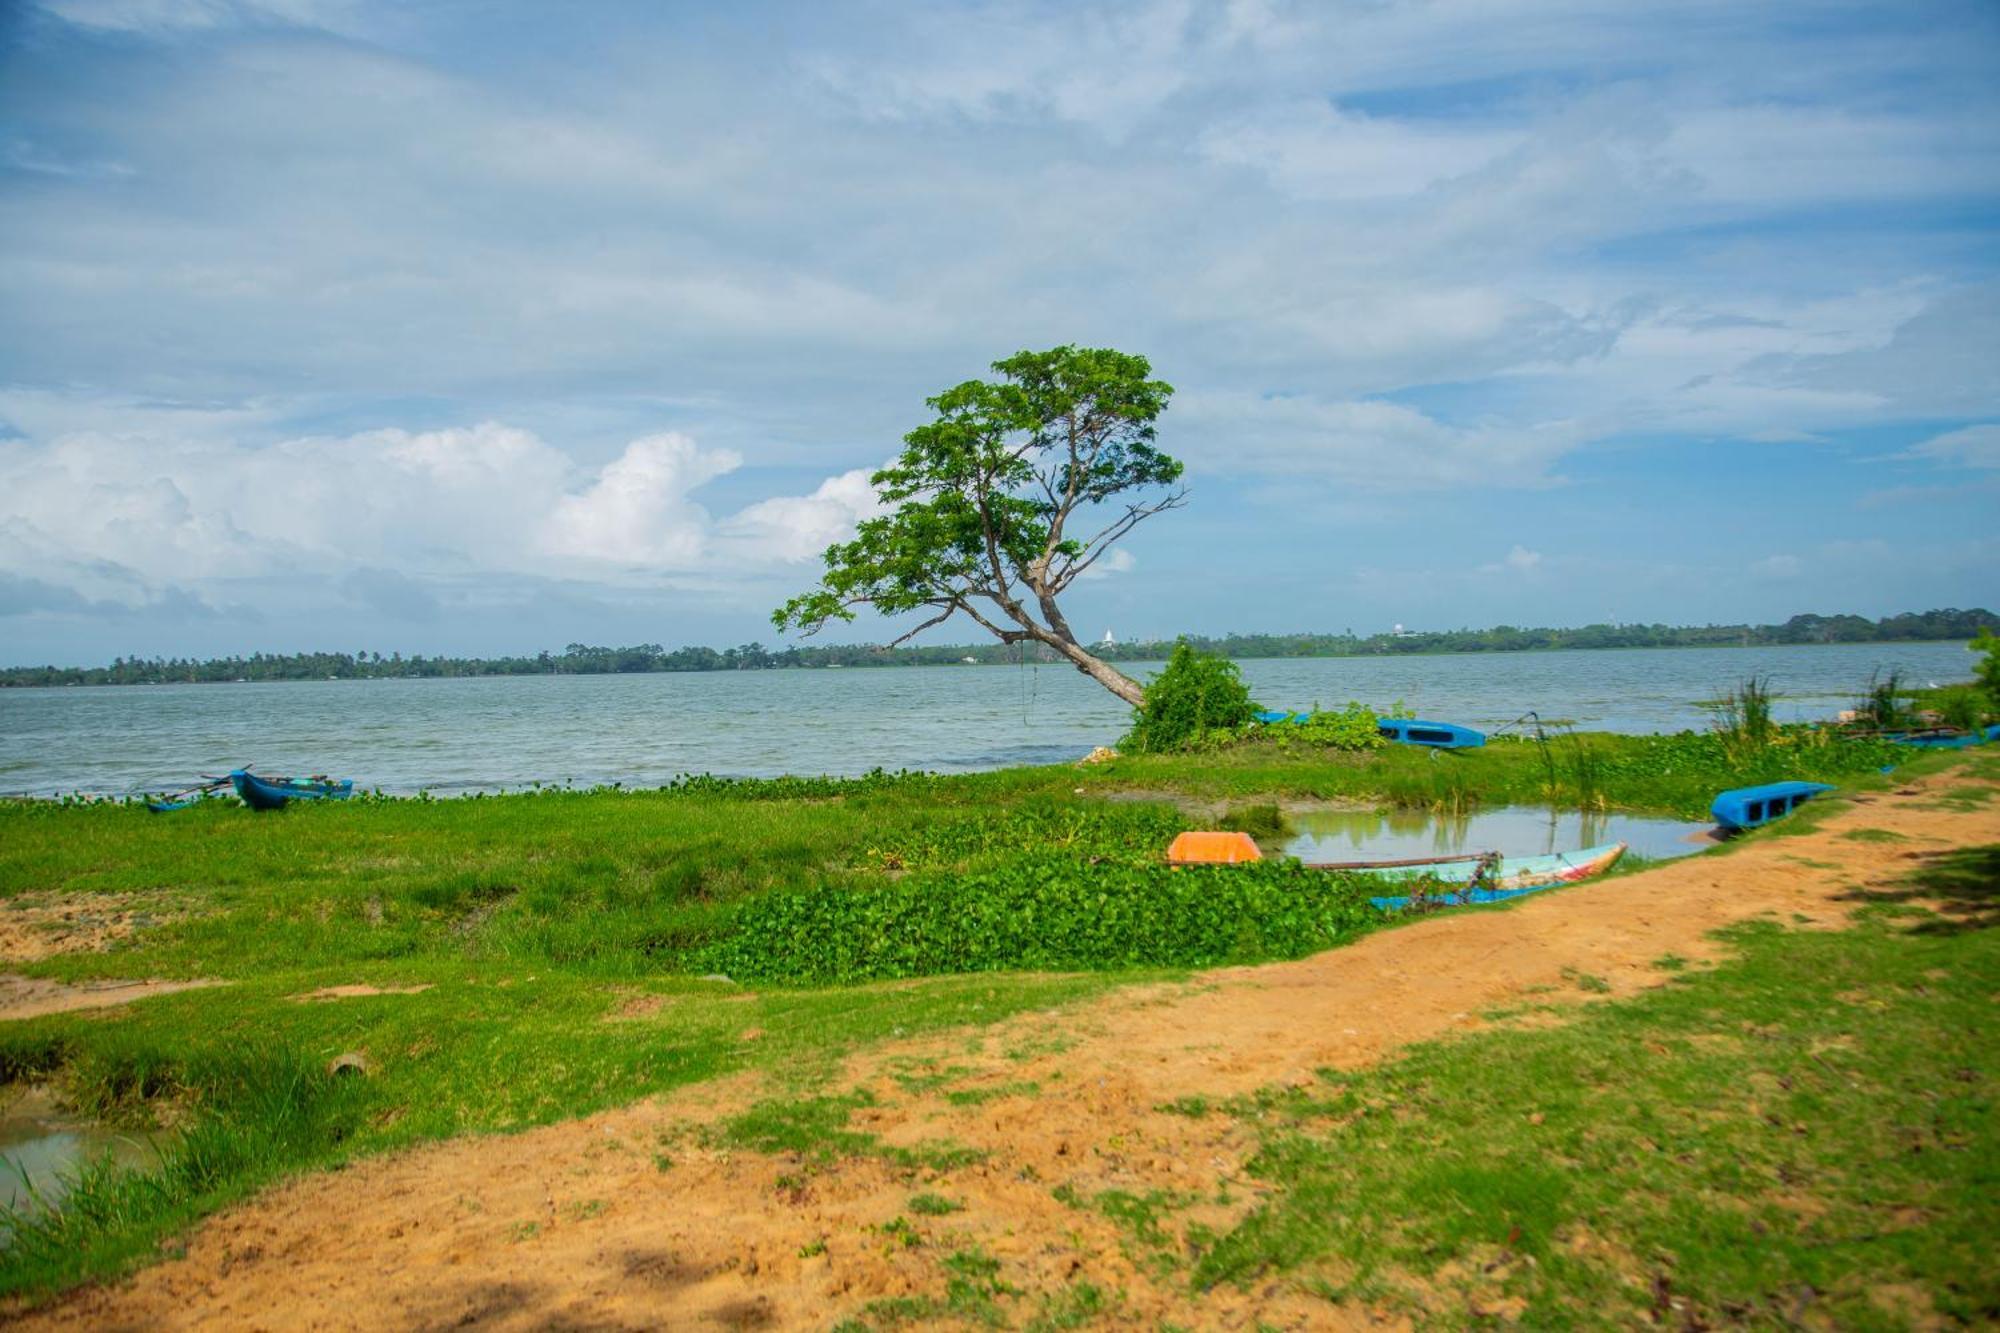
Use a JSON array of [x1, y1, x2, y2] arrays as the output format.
[[1885, 723, 2000, 750], [230, 769, 354, 811], [1710, 781, 1833, 832], [1376, 719, 1485, 749], [1306, 841, 1625, 891]]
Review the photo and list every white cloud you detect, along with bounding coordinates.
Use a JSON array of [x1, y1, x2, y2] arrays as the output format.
[[0, 418, 878, 612], [1750, 554, 1803, 579], [38, 0, 368, 34], [720, 468, 885, 564], [1899, 423, 2000, 470], [1076, 547, 1137, 581], [1175, 391, 1579, 489], [1197, 100, 1522, 200]]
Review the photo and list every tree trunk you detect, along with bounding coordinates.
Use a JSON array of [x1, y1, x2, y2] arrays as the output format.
[[1046, 636, 1145, 707]]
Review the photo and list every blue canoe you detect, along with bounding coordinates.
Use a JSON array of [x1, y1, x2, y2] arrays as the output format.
[[1711, 781, 1834, 832], [231, 769, 354, 811], [1253, 710, 1312, 725], [1888, 723, 2000, 750], [1377, 719, 1485, 749]]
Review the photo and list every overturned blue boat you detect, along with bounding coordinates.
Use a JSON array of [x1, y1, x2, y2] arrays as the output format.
[[1711, 780, 1834, 832], [1887, 723, 2000, 751], [1377, 719, 1485, 749], [230, 769, 354, 811]]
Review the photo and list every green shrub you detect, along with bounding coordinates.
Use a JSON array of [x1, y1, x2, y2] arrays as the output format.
[[1931, 684, 1988, 732], [1972, 628, 2000, 703], [1125, 641, 1258, 753]]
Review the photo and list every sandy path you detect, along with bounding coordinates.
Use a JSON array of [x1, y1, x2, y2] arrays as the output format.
[[0, 975, 225, 1021], [21, 770, 1998, 1331]]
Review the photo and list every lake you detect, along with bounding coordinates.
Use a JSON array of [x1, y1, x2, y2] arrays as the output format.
[[0, 641, 1976, 797]]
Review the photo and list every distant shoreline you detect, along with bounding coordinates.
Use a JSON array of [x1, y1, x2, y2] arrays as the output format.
[[2, 608, 1990, 687]]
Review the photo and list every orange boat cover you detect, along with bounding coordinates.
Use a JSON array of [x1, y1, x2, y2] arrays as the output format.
[[1166, 830, 1263, 865]]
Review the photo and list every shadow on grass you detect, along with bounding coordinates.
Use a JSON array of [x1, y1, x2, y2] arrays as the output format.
[[1839, 844, 2000, 935]]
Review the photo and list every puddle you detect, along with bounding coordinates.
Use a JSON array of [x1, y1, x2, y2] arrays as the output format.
[[0, 1086, 161, 1218], [1282, 805, 1715, 864]]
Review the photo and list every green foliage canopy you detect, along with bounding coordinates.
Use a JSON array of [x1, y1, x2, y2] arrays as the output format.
[[773, 346, 1181, 703]]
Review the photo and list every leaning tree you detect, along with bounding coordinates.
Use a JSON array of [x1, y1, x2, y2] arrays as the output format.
[[773, 346, 1183, 706]]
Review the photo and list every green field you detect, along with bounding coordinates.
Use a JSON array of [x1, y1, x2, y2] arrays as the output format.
[[0, 730, 1985, 1317]]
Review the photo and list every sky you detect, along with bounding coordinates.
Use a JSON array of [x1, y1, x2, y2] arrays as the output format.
[[1, 0, 1996, 666]]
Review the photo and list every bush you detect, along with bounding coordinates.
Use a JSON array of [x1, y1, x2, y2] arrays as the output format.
[[1932, 684, 1988, 733], [1125, 641, 1258, 752], [1972, 629, 2000, 703]]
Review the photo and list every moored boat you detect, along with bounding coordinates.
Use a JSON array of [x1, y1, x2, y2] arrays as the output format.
[[1710, 781, 1833, 832], [230, 769, 354, 811], [1886, 723, 2000, 750], [1307, 841, 1626, 892], [1377, 719, 1485, 749]]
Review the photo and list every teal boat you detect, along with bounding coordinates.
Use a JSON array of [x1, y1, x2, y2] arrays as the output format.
[[230, 769, 353, 811]]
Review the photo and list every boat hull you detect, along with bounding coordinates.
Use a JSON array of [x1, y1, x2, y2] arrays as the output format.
[[1377, 719, 1485, 749], [230, 770, 354, 811], [1351, 842, 1626, 911], [1710, 781, 1834, 831]]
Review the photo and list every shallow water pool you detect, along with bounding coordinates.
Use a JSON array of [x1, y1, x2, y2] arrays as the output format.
[[1282, 805, 1716, 865], [0, 1087, 159, 1217]]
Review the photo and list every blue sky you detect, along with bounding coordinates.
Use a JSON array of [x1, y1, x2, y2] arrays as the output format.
[[1, 0, 1995, 665]]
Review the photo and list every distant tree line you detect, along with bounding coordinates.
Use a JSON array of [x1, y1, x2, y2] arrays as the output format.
[[2, 608, 1992, 688]]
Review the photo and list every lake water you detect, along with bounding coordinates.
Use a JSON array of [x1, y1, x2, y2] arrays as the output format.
[[0, 641, 1976, 797]]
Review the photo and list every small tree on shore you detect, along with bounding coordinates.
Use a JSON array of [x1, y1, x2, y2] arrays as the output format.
[[773, 346, 1182, 706]]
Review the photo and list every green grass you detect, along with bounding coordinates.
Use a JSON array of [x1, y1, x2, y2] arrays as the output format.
[[0, 735, 1969, 1306], [1182, 856, 2000, 1328]]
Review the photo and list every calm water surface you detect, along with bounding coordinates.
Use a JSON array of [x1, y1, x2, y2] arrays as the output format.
[[1283, 805, 1713, 865], [0, 641, 1974, 797], [0, 1088, 159, 1217]]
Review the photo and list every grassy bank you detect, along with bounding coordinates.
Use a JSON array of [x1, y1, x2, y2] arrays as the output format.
[[0, 730, 1966, 1302], [1185, 849, 2000, 1326]]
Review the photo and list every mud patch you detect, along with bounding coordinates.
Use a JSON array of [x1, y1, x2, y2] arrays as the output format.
[[290, 984, 434, 1003], [0, 893, 189, 963], [604, 992, 670, 1021], [0, 973, 226, 1021]]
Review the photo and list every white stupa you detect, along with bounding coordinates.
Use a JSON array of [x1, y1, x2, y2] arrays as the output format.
[[1101, 628, 1117, 646]]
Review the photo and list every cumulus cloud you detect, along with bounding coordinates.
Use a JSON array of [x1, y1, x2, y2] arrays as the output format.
[[0, 418, 880, 615]]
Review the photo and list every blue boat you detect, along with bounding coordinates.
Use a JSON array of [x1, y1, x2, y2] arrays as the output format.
[[230, 769, 354, 811], [1888, 723, 2000, 750], [1377, 719, 1485, 749], [1710, 781, 1834, 832], [1253, 710, 1311, 725]]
